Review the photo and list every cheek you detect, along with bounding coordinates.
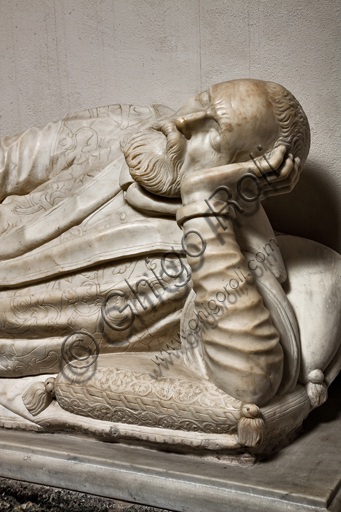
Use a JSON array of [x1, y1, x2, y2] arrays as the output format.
[[187, 134, 228, 169], [189, 132, 210, 156]]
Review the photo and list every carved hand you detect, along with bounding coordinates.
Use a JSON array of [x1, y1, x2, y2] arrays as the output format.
[[255, 148, 301, 200], [180, 145, 300, 206]]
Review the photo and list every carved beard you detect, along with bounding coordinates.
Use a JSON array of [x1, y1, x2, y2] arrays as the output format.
[[123, 120, 186, 198]]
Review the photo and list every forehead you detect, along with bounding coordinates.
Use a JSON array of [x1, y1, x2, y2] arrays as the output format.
[[209, 80, 267, 103]]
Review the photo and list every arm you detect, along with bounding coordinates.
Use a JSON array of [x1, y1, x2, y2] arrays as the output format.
[[178, 152, 291, 406]]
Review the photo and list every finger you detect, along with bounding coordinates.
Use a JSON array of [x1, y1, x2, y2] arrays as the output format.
[[276, 154, 294, 181], [283, 157, 301, 189], [290, 158, 301, 189], [263, 145, 287, 173], [262, 174, 294, 195], [261, 184, 290, 199], [260, 173, 293, 196], [260, 155, 293, 188], [294, 157, 302, 176], [262, 172, 299, 197], [281, 155, 301, 185], [250, 145, 286, 177]]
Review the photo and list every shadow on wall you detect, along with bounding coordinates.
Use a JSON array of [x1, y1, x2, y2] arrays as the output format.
[[263, 160, 340, 254]]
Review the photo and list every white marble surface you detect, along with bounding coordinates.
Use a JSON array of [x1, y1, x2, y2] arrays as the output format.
[[0, 79, 340, 455]]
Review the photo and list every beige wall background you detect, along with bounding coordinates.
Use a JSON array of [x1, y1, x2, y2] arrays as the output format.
[[0, 0, 340, 252]]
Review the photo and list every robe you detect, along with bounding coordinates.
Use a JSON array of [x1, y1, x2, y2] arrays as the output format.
[[0, 103, 189, 378]]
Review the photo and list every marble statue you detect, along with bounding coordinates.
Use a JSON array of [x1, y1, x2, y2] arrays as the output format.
[[0, 79, 340, 456]]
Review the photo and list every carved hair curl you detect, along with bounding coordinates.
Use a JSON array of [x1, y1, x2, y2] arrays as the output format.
[[265, 82, 311, 166]]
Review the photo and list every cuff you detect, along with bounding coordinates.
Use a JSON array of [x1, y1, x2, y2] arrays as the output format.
[[176, 199, 233, 227]]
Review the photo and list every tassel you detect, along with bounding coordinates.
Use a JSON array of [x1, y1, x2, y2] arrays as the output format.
[[238, 403, 265, 447], [306, 369, 327, 408], [22, 377, 56, 416]]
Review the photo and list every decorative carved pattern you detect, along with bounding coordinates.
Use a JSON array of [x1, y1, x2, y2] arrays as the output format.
[[55, 366, 241, 434], [0, 254, 188, 377]]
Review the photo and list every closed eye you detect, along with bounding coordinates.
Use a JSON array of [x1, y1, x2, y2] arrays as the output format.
[[198, 91, 210, 109], [209, 127, 222, 152]]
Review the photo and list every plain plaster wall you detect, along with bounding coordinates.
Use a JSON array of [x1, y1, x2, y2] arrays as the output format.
[[0, 0, 340, 252]]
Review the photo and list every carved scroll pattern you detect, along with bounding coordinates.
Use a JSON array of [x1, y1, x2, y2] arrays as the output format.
[[0, 256, 188, 377], [56, 367, 241, 434], [0, 104, 154, 234]]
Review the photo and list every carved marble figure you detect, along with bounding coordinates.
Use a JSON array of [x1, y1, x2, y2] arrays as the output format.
[[0, 79, 340, 455]]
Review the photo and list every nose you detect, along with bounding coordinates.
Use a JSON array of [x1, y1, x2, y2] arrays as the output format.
[[175, 111, 207, 139]]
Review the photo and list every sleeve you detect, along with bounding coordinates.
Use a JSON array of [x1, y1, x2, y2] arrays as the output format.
[[0, 120, 62, 201], [180, 208, 284, 406]]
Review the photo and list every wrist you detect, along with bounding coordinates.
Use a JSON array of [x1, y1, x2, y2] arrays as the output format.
[[176, 199, 234, 227]]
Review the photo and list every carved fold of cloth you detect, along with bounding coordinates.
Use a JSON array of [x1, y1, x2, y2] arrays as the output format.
[[0, 103, 190, 379]]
